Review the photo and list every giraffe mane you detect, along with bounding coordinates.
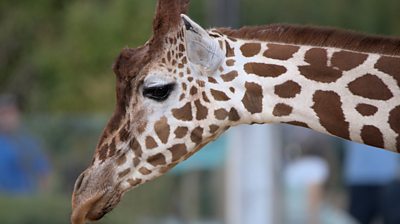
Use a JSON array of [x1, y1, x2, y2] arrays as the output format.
[[217, 24, 400, 56]]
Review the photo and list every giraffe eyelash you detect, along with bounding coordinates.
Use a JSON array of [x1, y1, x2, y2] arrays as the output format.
[[143, 83, 176, 102]]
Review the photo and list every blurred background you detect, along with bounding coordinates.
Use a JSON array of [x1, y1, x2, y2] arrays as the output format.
[[1, 0, 400, 223]]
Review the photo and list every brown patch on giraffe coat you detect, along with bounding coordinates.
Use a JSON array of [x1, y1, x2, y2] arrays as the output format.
[[208, 77, 217, 84], [375, 56, 400, 87], [168, 144, 187, 162], [242, 82, 263, 114], [179, 43, 185, 52], [179, 94, 185, 101], [240, 43, 261, 57], [138, 167, 151, 175], [361, 125, 384, 148], [127, 178, 141, 187], [119, 127, 130, 142], [147, 153, 166, 166], [389, 106, 400, 134], [312, 90, 349, 139], [221, 71, 238, 82], [196, 80, 205, 87], [229, 87, 235, 93], [195, 100, 208, 120], [145, 136, 158, 149], [97, 132, 109, 148], [116, 154, 126, 165], [272, 103, 293, 116], [274, 80, 301, 98], [154, 117, 170, 144], [284, 121, 309, 128], [167, 51, 171, 62], [211, 89, 230, 101], [226, 59, 235, 66], [159, 164, 176, 174], [172, 103, 193, 121], [263, 44, 299, 60], [182, 82, 187, 91], [191, 127, 204, 144], [108, 140, 116, 157], [228, 108, 240, 121], [190, 86, 198, 95], [331, 50, 368, 71], [118, 168, 130, 178], [215, 108, 229, 120], [174, 127, 188, 138], [209, 125, 219, 134], [225, 40, 235, 57], [130, 137, 142, 157], [355, 104, 378, 116], [133, 158, 140, 167], [244, 63, 287, 78], [98, 144, 108, 162], [348, 74, 393, 100], [299, 48, 343, 83], [202, 92, 210, 102]]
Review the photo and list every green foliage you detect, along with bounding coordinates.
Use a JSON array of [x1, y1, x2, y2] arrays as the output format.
[[1, 0, 155, 112], [33, 0, 154, 112]]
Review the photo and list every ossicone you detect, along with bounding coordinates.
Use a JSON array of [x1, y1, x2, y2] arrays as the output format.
[[152, 0, 190, 43]]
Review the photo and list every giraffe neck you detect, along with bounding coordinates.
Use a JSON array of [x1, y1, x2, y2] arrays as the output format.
[[211, 29, 400, 152]]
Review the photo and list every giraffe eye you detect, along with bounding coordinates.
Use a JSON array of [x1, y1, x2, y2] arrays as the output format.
[[143, 83, 175, 102]]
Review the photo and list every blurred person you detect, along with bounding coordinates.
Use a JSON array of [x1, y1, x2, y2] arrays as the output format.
[[344, 141, 400, 224], [0, 94, 51, 195], [284, 137, 357, 224]]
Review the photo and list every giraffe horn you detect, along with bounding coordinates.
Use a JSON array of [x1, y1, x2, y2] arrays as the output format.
[[152, 0, 190, 41]]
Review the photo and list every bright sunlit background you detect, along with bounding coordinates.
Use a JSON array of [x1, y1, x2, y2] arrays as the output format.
[[1, 0, 399, 223]]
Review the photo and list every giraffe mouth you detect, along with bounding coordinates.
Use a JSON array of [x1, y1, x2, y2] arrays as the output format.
[[71, 191, 105, 224]]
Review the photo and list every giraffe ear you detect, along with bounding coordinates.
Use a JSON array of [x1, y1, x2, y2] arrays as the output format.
[[181, 14, 224, 73]]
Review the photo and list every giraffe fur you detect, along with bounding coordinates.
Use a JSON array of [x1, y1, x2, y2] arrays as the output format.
[[71, 0, 400, 223]]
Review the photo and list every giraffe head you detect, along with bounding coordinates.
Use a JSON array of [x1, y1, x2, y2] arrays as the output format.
[[71, 0, 233, 223]]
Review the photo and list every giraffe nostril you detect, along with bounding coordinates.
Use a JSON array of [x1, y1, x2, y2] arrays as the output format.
[[74, 172, 86, 192]]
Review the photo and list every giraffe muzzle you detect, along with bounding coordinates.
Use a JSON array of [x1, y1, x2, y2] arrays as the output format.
[[71, 191, 105, 224]]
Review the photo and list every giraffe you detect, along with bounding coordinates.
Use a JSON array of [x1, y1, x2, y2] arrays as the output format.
[[71, 0, 400, 223]]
